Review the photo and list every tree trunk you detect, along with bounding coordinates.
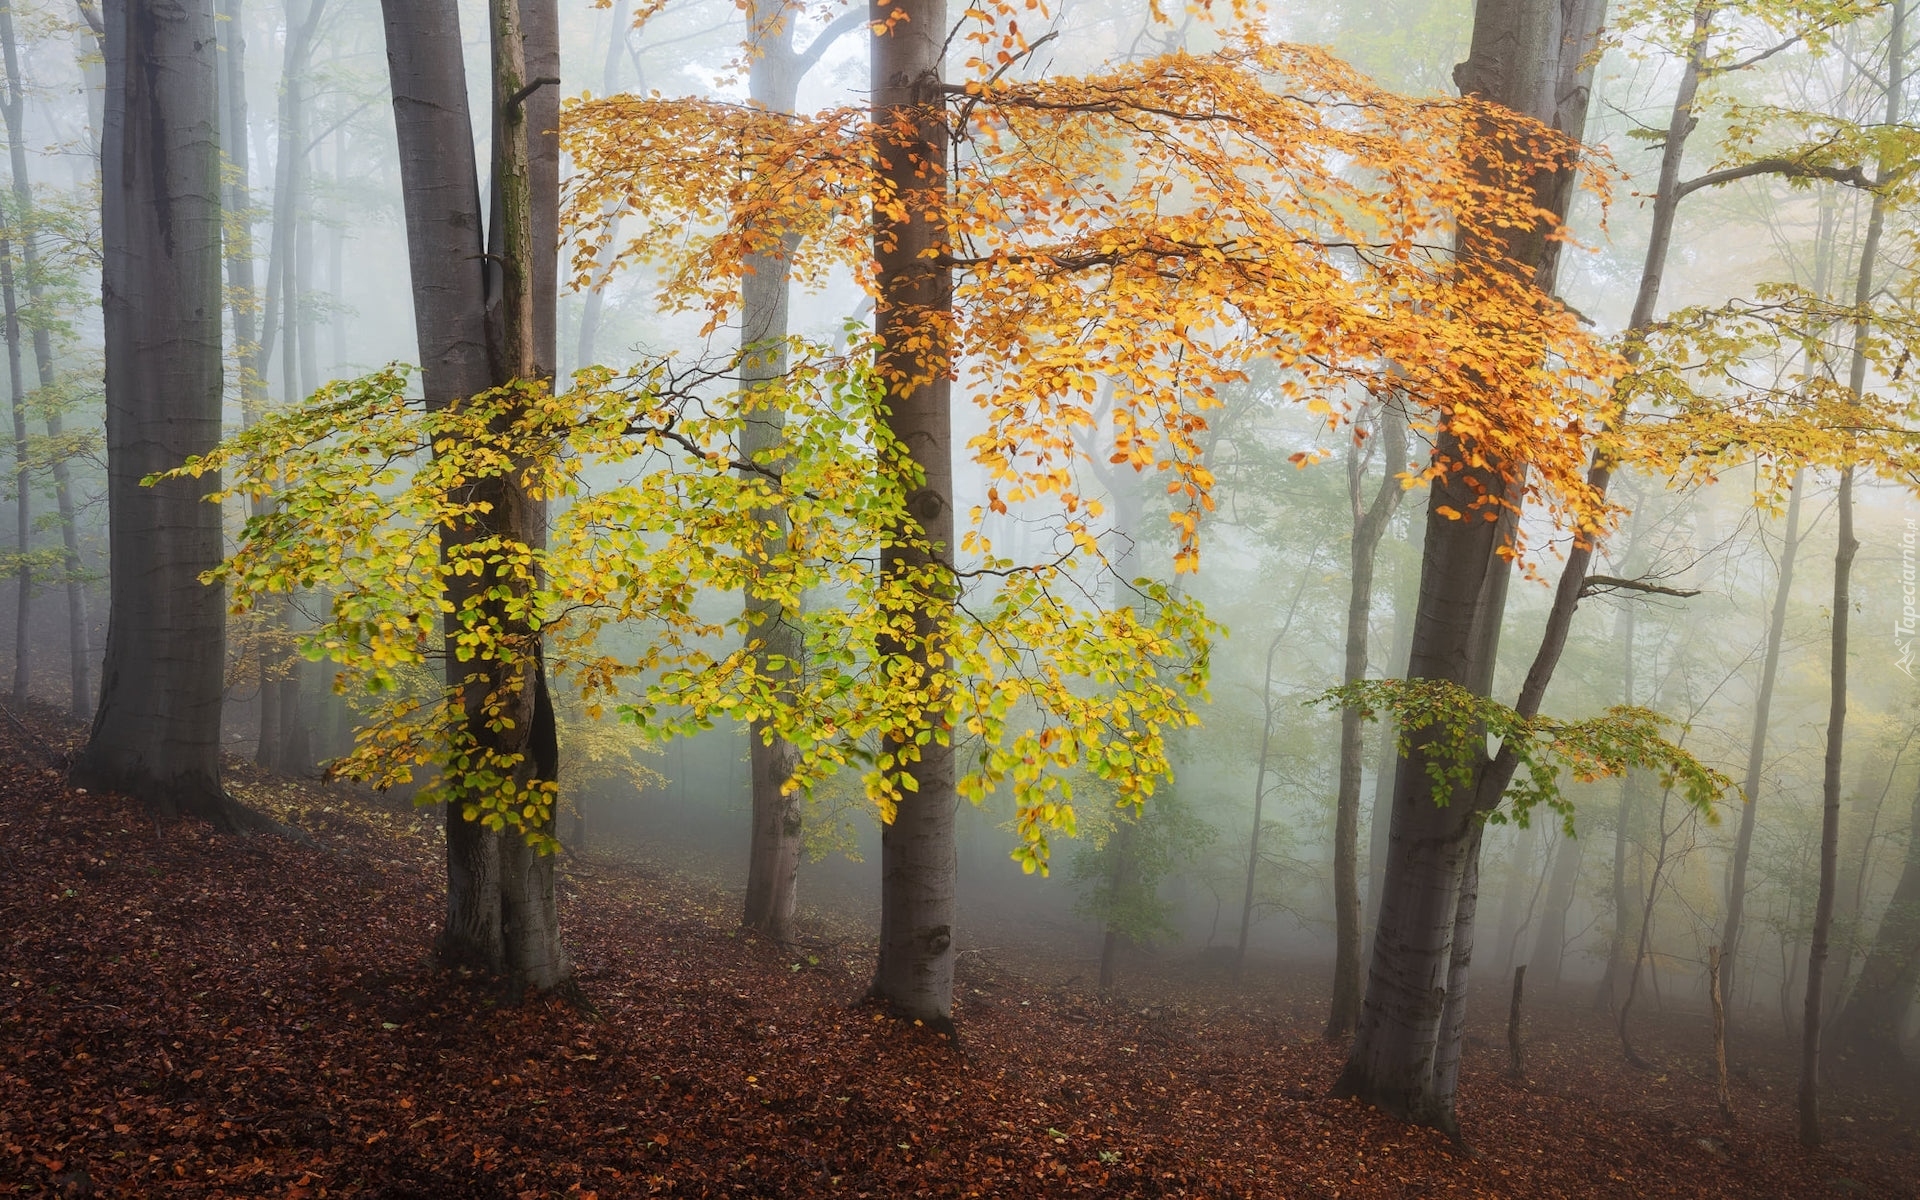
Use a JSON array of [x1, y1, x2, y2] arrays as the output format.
[[1804, 4, 1903, 1143], [1709, 946, 1733, 1121], [1599, 606, 1640, 1010], [377, 0, 570, 992], [1098, 815, 1136, 996], [1803, 464, 1858, 1146], [2, 236, 27, 705], [75, 0, 260, 830], [738, 0, 805, 942], [215, 0, 275, 767], [1529, 822, 1582, 990], [3, 0, 90, 717], [1721, 469, 1803, 1012], [1329, 401, 1407, 1038], [1507, 963, 1526, 1078], [1837, 775, 1920, 1065], [1365, 494, 1423, 953], [1232, 626, 1288, 986], [255, 0, 323, 768], [570, 0, 630, 378], [866, 0, 958, 1031], [1334, 0, 1607, 1133]]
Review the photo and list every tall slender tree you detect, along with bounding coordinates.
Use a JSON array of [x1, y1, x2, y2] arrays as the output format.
[[3, 233, 26, 705], [866, 0, 958, 1028], [1328, 397, 1408, 1038], [2, 0, 91, 717], [1332, 0, 1608, 1135], [1721, 468, 1803, 1010], [1803, 2, 1906, 1148], [738, 0, 863, 942]]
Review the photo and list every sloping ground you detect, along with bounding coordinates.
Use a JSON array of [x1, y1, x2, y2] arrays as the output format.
[[2, 707, 1915, 1199]]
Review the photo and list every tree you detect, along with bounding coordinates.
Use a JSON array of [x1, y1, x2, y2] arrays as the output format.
[[1836, 771, 1920, 1065], [372, 0, 569, 991], [201, 8, 1623, 1035], [1332, 0, 1610, 1136], [70, 0, 255, 828], [1328, 396, 1408, 1037], [1720, 468, 1804, 1011], [737, 0, 864, 942], [1, 0, 92, 718], [3, 230, 26, 705], [1802, 0, 1907, 1147]]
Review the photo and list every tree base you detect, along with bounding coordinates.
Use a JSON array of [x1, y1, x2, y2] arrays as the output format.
[[860, 989, 960, 1044], [69, 754, 295, 840]]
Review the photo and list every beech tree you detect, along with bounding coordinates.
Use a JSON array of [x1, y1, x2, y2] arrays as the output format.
[[70, 0, 255, 828], [370, 0, 570, 990], [735, 0, 864, 942], [1332, 0, 1610, 1136]]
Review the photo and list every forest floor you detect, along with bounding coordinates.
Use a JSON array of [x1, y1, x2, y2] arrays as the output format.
[[3, 703, 1918, 1199]]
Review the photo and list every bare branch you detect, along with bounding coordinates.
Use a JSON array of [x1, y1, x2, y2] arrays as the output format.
[[1579, 574, 1702, 600]]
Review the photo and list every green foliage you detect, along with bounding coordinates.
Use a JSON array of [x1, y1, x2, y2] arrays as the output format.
[[166, 346, 1213, 870], [1318, 677, 1736, 832], [1070, 788, 1218, 945]]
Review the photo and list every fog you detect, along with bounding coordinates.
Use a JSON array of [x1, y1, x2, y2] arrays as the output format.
[[5, 0, 1919, 1084]]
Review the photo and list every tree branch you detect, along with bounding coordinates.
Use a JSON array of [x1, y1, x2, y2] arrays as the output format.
[[1676, 158, 1873, 199], [1579, 574, 1702, 600], [793, 7, 868, 78], [507, 76, 561, 114]]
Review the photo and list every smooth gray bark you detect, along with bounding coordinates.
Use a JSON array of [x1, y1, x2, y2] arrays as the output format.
[[570, 0, 628, 378], [1529, 824, 1582, 989], [1333, 0, 1607, 1136], [378, 0, 569, 991], [75, 0, 256, 829], [734, 0, 863, 942], [867, 0, 958, 1030]]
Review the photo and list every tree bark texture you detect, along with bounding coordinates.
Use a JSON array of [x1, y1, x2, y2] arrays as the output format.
[[867, 0, 958, 1030], [76, 0, 253, 829], [378, 0, 569, 992], [1334, 0, 1607, 1134]]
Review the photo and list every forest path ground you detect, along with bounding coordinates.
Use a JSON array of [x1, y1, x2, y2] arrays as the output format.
[[2, 702, 1916, 1199]]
